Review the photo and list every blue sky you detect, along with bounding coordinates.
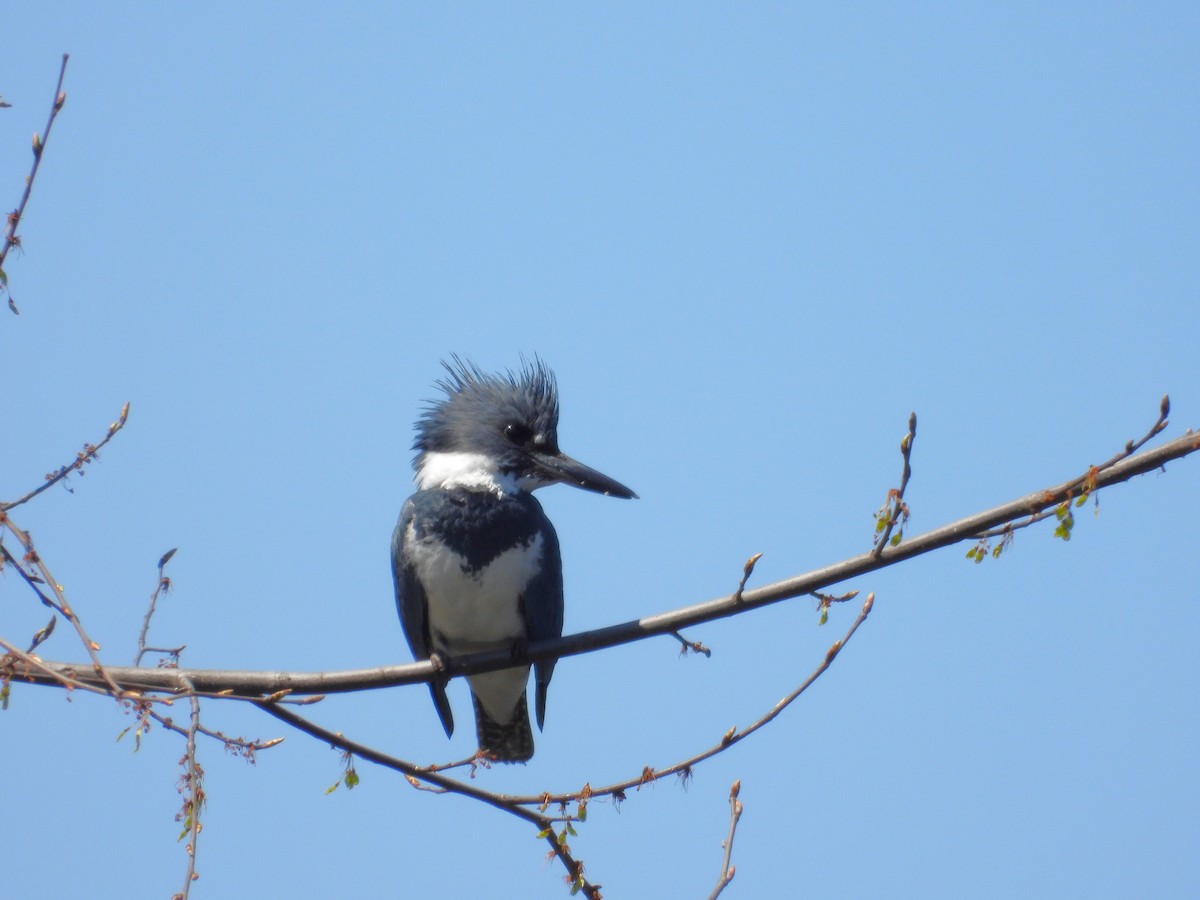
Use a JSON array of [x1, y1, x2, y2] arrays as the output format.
[[3, 4, 1198, 897]]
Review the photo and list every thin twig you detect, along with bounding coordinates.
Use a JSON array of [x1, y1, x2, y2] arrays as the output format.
[[25, 613, 56, 653], [3, 402, 131, 512], [733, 552, 763, 604], [972, 395, 1172, 541], [0, 637, 112, 699], [872, 412, 917, 557], [172, 680, 203, 900], [1, 53, 69, 313], [708, 780, 743, 900], [144, 703, 283, 755], [0, 514, 126, 699], [137, 548, 179, 665], [670, 632, 711, 657], [0, 541, 58, 607], [502, 592, 875, 807], [812, 588, 860, 626], [258, 702, 545, 820], [257, 702, 602, 899]]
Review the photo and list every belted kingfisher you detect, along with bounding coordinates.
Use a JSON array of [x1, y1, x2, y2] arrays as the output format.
[[392, 358, 636, 762]]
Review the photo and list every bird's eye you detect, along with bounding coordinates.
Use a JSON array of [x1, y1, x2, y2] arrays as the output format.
[[504, 423, 532, 445]]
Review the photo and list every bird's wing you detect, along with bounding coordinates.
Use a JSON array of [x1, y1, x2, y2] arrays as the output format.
[[391, 498, 429, 658], [392, 496, 455, 736], [522, 511, 565, 731]]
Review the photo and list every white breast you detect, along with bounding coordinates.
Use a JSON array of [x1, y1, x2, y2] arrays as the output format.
[[405, 524, 544, 651], [405, 525, 545, 724]]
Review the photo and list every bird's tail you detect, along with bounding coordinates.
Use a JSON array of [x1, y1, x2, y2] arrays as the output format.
[[472, 690, 534, 763]]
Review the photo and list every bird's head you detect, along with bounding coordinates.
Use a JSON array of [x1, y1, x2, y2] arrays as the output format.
[[413, 357, 637, 499]]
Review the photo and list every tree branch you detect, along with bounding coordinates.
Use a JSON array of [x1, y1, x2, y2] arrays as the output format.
[[257, 702, 604, 899], [707, 780, 743, 900], [3, 402, 131, 512], [11, 425, 1197, 698], [1, 53, 69, 314]]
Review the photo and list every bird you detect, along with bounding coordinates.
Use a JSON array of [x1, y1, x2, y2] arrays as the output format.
[[392, 358, 637, 762]]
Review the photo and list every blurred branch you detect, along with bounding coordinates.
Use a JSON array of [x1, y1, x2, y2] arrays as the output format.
[[136, 548, 180, 666], [972, 394, 1172, 544], [872, 411, 917, 556], [13, 420, 1199, 698], [3, 402, 131, 512], [1, 53, 69, 313], [708, 780, 743, 900], [171, 682, 203, 900], [1, 514, 126, 699]]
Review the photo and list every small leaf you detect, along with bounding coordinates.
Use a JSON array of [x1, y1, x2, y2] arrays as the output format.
[[818, 606, 828, 626], [325, 781, 340, 795], [889, 531, 902, 546], [536, 828, 552, 839], [345, 770, 359, 790]]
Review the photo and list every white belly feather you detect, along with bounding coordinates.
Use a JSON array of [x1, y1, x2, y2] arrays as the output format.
[[405, 525, 545, 724]]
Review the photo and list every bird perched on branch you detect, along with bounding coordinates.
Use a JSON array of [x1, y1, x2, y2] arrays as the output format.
[[392, 358, 636, 762]]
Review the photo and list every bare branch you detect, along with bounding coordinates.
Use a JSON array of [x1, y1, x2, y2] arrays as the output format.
[[142, 701, 283, 755], [1, 53, 69, 313], [15, 423, 1198, 699], [972, 395, 1172, 543], [670, 631, 711, 657], [171, 682, 203, 900], [502, 592, 875, 807], [137, 548, 179, 666], [1, 514, 126, 699], [733, 552, 763, 604], [3, 402, 131, 512], [708, 780, 743, 900], [258, 703, 602, 897], [0, 637, 113, 699]]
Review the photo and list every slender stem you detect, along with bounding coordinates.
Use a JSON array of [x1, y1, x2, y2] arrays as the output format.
[[1, 54, 69, 273], [3, 402, 130, 512], [708, 780, 743, 900], [177, 683, 202, 900]]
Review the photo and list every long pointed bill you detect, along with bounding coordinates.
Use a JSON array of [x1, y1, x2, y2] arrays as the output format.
[[533, 452, 638, 499]]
